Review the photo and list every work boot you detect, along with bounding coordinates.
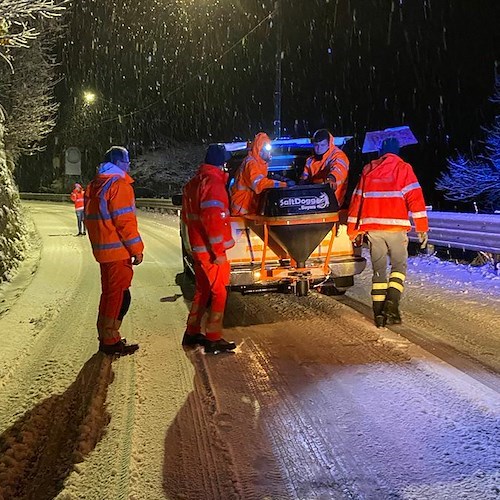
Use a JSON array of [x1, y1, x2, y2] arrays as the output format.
[[181, 332, 206, 347], [99, 339, 139, 356], [384, 300, 402, 325], [204, 338, 236, 354], [372, 300, 386, 328]]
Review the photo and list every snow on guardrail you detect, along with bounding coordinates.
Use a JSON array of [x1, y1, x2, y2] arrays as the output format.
[[408, 211, 500, 255]]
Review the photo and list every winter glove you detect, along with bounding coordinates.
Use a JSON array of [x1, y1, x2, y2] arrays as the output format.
[[353, 234, 364, 248], [286, 179, 296, 187], [417, 232, 428, 249], [132, 253, 144, 265], [326, 175, 337, 188]]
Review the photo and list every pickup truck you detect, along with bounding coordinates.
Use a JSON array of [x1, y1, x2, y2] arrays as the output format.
[[177, 138, 366, 296]]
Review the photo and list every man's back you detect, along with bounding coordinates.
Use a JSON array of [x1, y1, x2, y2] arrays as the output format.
[[347, 152, 428, 235], [183, 164, 232, 261]]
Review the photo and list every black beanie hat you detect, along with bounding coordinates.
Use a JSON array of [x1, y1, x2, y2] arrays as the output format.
[[312, 129, 330, 143], [380, 137, 400, 156], [205, 144, 231, 166]]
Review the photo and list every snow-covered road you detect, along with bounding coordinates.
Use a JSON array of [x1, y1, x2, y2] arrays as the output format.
[[0, 201, 499, 500]]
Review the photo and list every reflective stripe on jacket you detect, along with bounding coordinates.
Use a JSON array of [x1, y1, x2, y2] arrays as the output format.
[[300, 132, 350, 206], [70, 188, 85, 211], [347, 153, 429, 238], [230, 132, 286, 215], [182, 163, 235, 262], [84, 163, 144, 263]]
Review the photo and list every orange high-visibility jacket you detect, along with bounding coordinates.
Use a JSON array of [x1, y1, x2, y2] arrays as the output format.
[[182, 163, 235, 262], [300, 132, 350, 206], [230, 132, 286, 215], [347, 153, 429, 239], [84, 163, 144, 263], [70, 185, 84, 211]]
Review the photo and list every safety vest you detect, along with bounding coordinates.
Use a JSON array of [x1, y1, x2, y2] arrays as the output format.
[[85, 163, 144, 263], [300, 133, 350, 206], [230, 132, 286, 215], [71, 188, 84, 211], [182, 163, 235, 262], [347, 153, 429, 237]]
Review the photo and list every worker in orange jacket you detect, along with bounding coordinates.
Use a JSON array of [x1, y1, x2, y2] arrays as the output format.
[[70, 183, 86, 236], [85, 146, 144, 355], [230, 132, 289, 215], [347, 137, 429, 327], [300, 129, 350, 207], [182, 144, 236, 354]]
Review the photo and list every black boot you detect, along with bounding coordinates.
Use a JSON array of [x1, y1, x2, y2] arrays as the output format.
[[384, 300, 402, 325], [99, 339, 139, 356], [182, 332, 206, 347], [373, 300, 386, 328], [204, 338, 236, 354]]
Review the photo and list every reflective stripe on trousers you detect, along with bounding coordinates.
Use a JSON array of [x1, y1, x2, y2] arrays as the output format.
[[367, 230, 408, 306]]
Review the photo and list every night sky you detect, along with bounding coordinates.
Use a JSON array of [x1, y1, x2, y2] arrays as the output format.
[[48, 0, 500, 205]]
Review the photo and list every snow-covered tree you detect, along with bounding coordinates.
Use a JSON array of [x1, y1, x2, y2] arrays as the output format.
[[0, 1, 66, 283], [0, 105, 28, 282], [2, 37, 59, 162], [0, 0, 67, 69], [437, 77, 500, 211]]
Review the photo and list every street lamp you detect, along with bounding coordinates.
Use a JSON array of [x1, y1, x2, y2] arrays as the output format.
[[83, 91, 96, 104], [83, 91, 122, 110]]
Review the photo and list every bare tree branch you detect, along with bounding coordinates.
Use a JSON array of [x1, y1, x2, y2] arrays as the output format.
[[0, 0, 67, 64], [0, 1, 67, 21], [436, 76, 500, 211]]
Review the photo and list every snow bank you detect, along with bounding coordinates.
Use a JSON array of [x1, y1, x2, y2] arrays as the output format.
[[0, 116, 29, 285]]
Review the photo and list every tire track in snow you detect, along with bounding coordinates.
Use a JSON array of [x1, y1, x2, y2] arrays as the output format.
[[336, 294, 500, 394], [224, 292, 500, 499], [222, 291, 414, 499], [0, 354, 113, 500], [161, 348, 242, 499], [239, 336, 354, 499]]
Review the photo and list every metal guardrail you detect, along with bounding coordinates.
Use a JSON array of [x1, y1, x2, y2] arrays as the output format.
[[20, 192, 72, 203], [20, 192, 178, 212], [135, 198, 176, 211], [409, 211, 500, 255], [20, 194, 500, 255]]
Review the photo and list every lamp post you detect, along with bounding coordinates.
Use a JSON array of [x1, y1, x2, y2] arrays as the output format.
[[273, 0, 282, 139]]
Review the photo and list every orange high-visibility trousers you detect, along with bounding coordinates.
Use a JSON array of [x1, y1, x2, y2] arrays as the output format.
[[186, 259, 230, 341], [98, 259, 133, 345]]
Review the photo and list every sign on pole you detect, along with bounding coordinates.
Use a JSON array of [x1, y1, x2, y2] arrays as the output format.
[[65, 147, 81, 175]]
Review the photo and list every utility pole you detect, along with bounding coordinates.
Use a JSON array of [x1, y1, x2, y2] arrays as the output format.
[[273, 0, 282, 139]]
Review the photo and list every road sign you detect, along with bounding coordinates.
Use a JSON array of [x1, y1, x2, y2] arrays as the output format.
[[65, 147, 81, 175]]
